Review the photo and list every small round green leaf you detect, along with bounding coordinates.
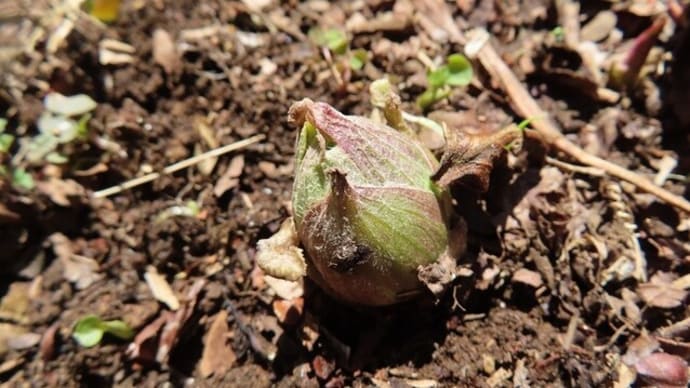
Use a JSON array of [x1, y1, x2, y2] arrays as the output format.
[[349, 49, 368, 70], [73, 315, 105, 347], [308, 27, 348, 55], [445, 53, 473, 86], [0, 133, 14, 153]]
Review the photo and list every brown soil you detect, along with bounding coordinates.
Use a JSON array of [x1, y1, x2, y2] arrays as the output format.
[[2, 0, 690, 387]]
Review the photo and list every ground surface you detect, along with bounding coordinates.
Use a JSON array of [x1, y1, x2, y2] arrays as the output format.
[[1, 0, 690, 387]]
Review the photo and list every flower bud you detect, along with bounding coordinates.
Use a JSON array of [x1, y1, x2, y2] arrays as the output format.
[[286, 99, 450, 305]]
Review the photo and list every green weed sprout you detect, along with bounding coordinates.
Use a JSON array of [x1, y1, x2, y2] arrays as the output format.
[[26, 93, 97, 164], [417, 53, 473, 110], [1, 93, 97, 190], [73, 315, 134, 347], [308, 27, 369, 71]]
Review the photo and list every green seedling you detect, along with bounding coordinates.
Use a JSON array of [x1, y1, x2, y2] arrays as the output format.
[[11, 168, 35, 190], [308, 27, 369, 72], [503, 116, 542, 152], [24, 93, 96, 164], [72, 314, 134, 348], [417, 53, 474, 109], [1, 93, 97, 190], [551, 26, 565, 42], [0, 119, 12, 154]]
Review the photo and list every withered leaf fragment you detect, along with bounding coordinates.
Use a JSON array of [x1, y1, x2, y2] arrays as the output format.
[[432, 124, 522, 191]]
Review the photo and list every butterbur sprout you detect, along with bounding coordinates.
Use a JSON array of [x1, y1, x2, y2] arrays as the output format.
[[256, 94, 520, 305], [257, 99, 453, 305]]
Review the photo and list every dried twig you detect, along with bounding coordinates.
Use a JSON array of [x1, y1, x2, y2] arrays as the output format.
[[467, 29, 690, 214], [545, 156, 605, 176], [92, 134, 265, 198]]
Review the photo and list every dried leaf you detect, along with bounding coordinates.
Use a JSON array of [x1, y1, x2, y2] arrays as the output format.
[[99, 39, 135, 65], [195, 117, 219, 176], [144, 266, 180, 311], [241, 0, 272, 12], [0, 323, 27, 357], [623, 333, 660, 366], [7, 332, 41, 350], [300, 313, 320, 351], [512, 268, 543, 288], [0, 282, 30, 323], [417, 251, 456, 297], [50, 233, 103, 290], [264, 275, 304, 301], [255, 218, 306, 282], [199, 311, 236, 378], [152, 29, 180, 74], [432, 125, 522, 191], [36, 178, 85, 206], [0, 357, 25, 375], [486, 367, 512, 388], [638, 273, 688, 309], [156, 279, 205, 363], [635, 352, 689, 386], [39, 323, 59, 361], [580, 11, 617, 42], [126, 313, 168, 364], [213, 155, 245, 197], [405, 379, 439, 388], [613, 363, 637, 388], [272, 297, 304, 325], [671, 274, 690, 290]]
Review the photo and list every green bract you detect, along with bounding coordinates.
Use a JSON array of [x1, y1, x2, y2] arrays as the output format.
[[286, 99, 450, 305]]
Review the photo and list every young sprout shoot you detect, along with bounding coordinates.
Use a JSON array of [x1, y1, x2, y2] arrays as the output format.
[[308, 27, 369, 72], [417, 53, 474, 109], [72, 315, 134, 348]]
